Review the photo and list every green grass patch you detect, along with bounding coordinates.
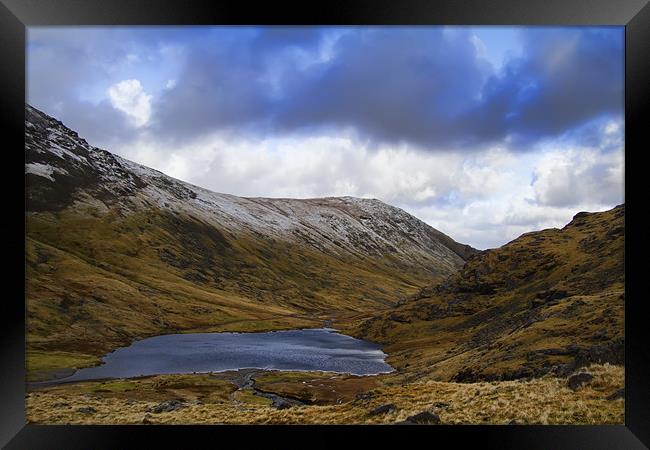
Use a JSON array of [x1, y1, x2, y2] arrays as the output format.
[[26, 350, 100, 381]]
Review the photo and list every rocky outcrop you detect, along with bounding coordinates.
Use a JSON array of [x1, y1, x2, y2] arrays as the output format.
[[147, 399, 187, 414], [403, 411, 441, 424], [368, 404, 397, 416]]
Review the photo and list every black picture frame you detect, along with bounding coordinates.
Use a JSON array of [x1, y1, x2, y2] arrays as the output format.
[[1, 0, 648, 448]]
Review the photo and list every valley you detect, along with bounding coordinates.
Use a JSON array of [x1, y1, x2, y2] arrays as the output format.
[[24, 104, 624, 425]]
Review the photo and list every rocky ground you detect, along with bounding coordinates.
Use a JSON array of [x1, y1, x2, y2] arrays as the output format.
[[351, 205, 624, 383]]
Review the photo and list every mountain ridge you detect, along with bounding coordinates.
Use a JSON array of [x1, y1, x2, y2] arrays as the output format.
[[25, 104, 476, 269], [351, 203, 624, 382], [25, 103, 477, 378]]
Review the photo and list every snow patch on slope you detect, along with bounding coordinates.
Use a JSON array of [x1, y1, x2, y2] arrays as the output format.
[[25, 162, 69, 181], [25, 104, 470, 272]]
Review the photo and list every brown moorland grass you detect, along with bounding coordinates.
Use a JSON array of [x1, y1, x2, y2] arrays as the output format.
[[26, 364, 623, 425], [26, 205, 443, 379], [24, 105, 625, 426], [349, 205, 624, 383]]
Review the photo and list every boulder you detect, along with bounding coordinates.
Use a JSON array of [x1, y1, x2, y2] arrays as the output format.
[[572, 340, 624, 368], [405, 411, 441, 424], [76, 407, 97, 414], [368, 404, 397, 416], [355, 392, 374, 401], [147, 399, 187, 414], [271, 398, 294, 410], [567, 372, 594, 391]]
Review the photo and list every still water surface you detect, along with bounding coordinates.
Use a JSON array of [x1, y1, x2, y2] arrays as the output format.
[[60, 328, 394, 382]]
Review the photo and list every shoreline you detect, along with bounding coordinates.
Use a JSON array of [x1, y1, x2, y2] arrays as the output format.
[[27, 326, 394, 387]]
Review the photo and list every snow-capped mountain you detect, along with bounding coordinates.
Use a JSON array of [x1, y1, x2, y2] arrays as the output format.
[[25, 103, 477, 354], [25, 104, 475, 273]]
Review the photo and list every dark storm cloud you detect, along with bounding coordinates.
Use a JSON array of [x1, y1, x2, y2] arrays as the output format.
[[149, 27, 623, 150], [148, 27, 332, 142], [271, 28, 491, 147], [464, 28, 624, 147], [149, 28, 493, 145], [150, 48, 268, 140], [60, 99, 141, 149], [29, 27, 624, 151]]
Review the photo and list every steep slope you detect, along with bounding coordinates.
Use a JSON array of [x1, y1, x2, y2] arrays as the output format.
[[24, 104, 476, 376], [353, 205, 624, 382]]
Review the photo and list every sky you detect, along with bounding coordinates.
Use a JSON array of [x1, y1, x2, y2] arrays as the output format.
[[26, 26, 624, 249]]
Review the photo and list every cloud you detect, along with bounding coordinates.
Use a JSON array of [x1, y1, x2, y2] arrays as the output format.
[[27, 27, 185, 147], [144, 27, 623, 151], [532, 148, 623, 208], [26, 26, 625, 250], [466, 28, 624, 147], [107, 79, 152, 127], [120, 132, 513, 208], [149, 41, 274, 143], [268, 28, 491, 148], [529, 117, 624, 209], [114, 123, 622, 250], [28, 27, 624, 152]]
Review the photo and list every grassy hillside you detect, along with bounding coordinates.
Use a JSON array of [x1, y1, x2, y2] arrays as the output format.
[[26, 204, 451, 379], [25, 106, 477, 380], [350, 205, 624, 382], [26, 205, 625, 425], [24, 103, 624, 425]]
